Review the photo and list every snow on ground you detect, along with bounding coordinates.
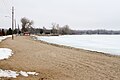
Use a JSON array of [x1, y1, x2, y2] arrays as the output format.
[[0, 35, 11, 42], [20, 71, 28, 77], [0, 35, 39, 78], [0, 69, 19, 78], [0, 48, 39, 78], [27, 72, 39, 75], [0, 70, 39, 78], [0, 48, 13, 60], [20, 71, 39, 77], [0, 36, 13, 60]]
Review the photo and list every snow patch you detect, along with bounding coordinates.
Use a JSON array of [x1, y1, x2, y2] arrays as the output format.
[[0, 48, 39, 78], [0, 35, 11, 42], [27, 72, 39, 75], [0, 69, 19, 78], [19, 71, 39, 77], [0, 48, 13, 60], [0, 36, 39, 78], [19, 71, 28, 77], [0, 70, 39, 78]]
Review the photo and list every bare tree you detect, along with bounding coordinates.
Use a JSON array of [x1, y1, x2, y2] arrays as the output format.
[[51, 23, 71, 35], [21, 17, 34, 33], [63, 25, 71, 34], [59, 25, 71, 35], [51, 23, 59, 34]]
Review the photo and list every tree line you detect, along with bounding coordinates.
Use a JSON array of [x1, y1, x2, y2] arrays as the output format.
[[20, 17, 72, 35], [1, 17, 120, 36], [0, 28, 19, 36], [72, 30, 120, 35]]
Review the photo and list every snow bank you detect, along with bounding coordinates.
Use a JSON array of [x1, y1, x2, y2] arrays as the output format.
[[0, 35, 11, 42], [0, 70, 39, 78]]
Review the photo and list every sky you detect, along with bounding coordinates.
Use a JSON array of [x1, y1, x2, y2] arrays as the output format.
[[0, 0, 120, 30]]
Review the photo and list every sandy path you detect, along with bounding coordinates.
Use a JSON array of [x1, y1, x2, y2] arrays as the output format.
[[0, 36, 120, 80]]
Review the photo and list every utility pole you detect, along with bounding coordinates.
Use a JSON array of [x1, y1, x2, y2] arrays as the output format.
[[12, 6, 14, 40], [18, 24, 20, 34], [15, 19, 16, 29], [18, 24, 19, 31]]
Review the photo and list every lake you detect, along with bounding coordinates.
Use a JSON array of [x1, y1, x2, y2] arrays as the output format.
[[36, 35, 120, 55]]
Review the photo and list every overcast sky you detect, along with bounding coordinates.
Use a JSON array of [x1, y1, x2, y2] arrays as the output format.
[[0, 0, 120, 30]]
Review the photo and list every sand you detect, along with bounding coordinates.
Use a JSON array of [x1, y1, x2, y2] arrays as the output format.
[[0, 36, 120, 80]]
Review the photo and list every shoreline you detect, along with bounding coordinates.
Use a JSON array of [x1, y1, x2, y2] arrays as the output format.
[[0, 36, 120, 80], [31, 36, 120, 58]]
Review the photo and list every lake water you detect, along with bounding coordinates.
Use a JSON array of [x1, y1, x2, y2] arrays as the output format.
[[36, 35, 120, 55]]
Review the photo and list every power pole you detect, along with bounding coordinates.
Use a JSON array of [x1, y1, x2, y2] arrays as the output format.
[[18, 24, 19, 31], [18, 24, 20, 34], [15, 19, 16, 29], [12, 6, 14, 40]]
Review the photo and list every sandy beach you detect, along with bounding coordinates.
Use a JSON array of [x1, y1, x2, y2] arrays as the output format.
[[0, 36, 120, 80]]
